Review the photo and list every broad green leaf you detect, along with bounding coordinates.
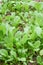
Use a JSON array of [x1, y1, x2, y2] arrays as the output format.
[[35, 26, 42, 36], [40, 49, 43, 56], [10, 49, 17, 58], [18, 57, 26, 61], [33, 40, 41, 49], [0, 49, 8, 57], [20, 34, 28, 45], [29, 32, 37, 40], [37, 56, 42, 63]]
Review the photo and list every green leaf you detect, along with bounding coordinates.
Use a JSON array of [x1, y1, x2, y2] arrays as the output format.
[[20, 34, 28, 45], [33, 40, 41, 49], [35, 26, 42, 36], [0, 49, 8, 57], [13, 16, 21, 26], [40, 49, 43, 56], [37, 56, 42, 63], [10, 49, 17, 58], [0, 23, 6, 35], [30, 32, 37, 40], [18, 57, 26, 61]]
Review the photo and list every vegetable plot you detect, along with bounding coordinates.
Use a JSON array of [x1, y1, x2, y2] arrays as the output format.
[[0, 0, 43, 65]]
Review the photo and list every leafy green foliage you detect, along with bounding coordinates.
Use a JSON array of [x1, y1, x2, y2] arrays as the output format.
[[0, 0, 43, 65]]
